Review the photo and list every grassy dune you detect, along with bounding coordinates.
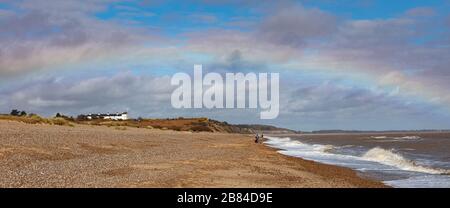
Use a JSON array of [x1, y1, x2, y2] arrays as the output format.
[[0, 115, 255, 133], [0, 115, 74, 127]]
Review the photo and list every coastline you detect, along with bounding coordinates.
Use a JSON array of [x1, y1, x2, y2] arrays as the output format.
[[0, 120, 387, 188], [259, 139, 389, 188]]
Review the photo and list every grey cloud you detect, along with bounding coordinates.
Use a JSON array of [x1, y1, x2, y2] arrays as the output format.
[[282, 81, 432, 119], [16, 0, 114, 16], [259, 6, 337, 47], [0, 71, 275, 122], [300, 11, 450, 104], [253, 3, 450, 94], [0, 72, 173, 117], [405, 7, 436, 17], [446, 15, 450, 27], [196, 0, 275, 7], [181, 4, 450, 115], [0, 8, 14, 18], [203, 50, 269, 74], [189, 14, 218, 24], [0, 11, 55, 40], [224, 17, 257, 29], [0, 1, 152, 77], [286, 83, 381, 113], [159, 12, 218, 27], [0, 10, 97, 49], [331, 18, 416, 49]]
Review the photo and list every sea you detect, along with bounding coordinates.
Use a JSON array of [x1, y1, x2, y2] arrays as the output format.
[[264, 132, 450, 188]]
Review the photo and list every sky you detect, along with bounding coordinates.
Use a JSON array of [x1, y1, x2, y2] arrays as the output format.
[[1, 0, 450, 131]]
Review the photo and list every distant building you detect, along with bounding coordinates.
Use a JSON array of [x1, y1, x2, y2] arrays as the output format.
[[86, 112, 128, 120]]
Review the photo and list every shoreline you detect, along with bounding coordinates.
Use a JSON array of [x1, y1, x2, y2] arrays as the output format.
[[0, 120, 387, 188], [259, 139, 389, 188]]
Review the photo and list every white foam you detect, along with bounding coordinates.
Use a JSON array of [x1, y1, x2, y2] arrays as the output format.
[[399, 136, 421, 140], [371, 136, 387, 139], [362, 147, 449, 175], [386, 175, 450, 188], [370, 135, 422, 141], [264, 136, 450, 188], [265, 136, 380, 170]]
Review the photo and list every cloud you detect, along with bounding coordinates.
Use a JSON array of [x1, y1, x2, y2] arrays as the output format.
[[0, 8, 14, 17], [181, 7, 450, 112], [1, 0, 450, 130], [258, 5, 337, 47], [224, 16, 257, 29], [184, 29, 303, 65], [285, 82, 403, 114], [189, 14, 218, 24], [0, 1, 157, 78], [0, 72, 173, 117], [15, 0, 114, 15], [195, 0, 276, 7], [405, 7, 436, 17], [317, 15, 450, 103]]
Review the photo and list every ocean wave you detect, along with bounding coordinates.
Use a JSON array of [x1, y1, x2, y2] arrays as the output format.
[[370, 135, 422, 141], [321, 145, 335, 153], [398, 136, 421, 140], [265, 136, 335, 154], [371, 136, 387, 139], [265, 136, 449, 175], [362, 147, 449, 175]]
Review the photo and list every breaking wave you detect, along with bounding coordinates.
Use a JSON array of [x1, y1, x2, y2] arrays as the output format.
[[371, 136, 387, 139], [265, 136, 449, 175], [362, 147, 449, 175], [370, 135, 422, 141], [398, 136, 421, 140]]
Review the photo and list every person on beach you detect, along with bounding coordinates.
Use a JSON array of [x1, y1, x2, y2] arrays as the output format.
[[255, 134, 259, 143]]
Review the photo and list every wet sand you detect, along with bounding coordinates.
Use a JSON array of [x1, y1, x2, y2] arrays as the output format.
[[0, 120, 387, 188]]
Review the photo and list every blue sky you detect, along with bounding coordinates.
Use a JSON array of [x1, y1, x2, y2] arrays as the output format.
[[1, 0, 450, 131], [91, 0, 450, 33], [304, 0, 448, 18]]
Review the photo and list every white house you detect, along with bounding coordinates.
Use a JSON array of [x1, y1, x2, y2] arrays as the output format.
[[86, 112, 128, 120]]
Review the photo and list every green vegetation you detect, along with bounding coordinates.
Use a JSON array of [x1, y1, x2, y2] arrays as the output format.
[[0, 111, 74, 127]]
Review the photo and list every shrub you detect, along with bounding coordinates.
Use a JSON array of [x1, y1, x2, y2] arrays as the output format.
[[27, 114, 51, 124], [10, 109, 20, 116], [20, 111, 27, 117], [51, 118, 71, 126]]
